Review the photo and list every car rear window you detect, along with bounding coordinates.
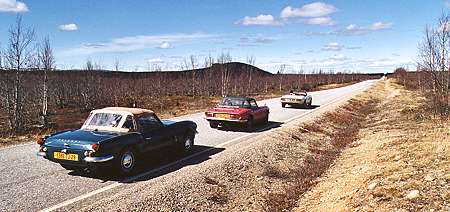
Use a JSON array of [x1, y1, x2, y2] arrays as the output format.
[[220, 98, 246, 107], [88, 113, 122, 127]]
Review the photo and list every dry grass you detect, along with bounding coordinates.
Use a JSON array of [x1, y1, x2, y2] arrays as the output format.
[[294, 79, 450, 211], [313, 82, 356, 91]]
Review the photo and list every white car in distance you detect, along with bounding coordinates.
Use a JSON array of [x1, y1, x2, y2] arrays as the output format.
[[281, 90, 313, 108]]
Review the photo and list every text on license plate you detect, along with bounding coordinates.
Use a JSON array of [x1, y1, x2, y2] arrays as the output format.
[[54, 152, 79, 161], [215, 113, 230, 119]]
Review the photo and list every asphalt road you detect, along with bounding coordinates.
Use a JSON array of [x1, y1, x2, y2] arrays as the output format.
[[0, 80, 377, 211]]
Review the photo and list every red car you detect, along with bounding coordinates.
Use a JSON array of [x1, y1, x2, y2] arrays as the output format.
[[205, 96, 269, 130]]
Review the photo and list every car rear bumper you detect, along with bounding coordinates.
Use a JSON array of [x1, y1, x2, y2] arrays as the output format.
[[281, 99, 305, 104], [37, 151, 114, 163], [206, 117, 248, 123], [84, 155, 114, 163]]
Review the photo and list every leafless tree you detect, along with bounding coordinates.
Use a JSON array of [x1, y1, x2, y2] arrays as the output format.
[[85, 58, 94, 71], [246, 55, 255, 93], [217, 52, 232, 96], [190, 55, 197, 96], [277, 64, 286, 92], [37, 37, 55, 127], [0, 44, 3, 70], [114, 58, 120, 72], [415, 14, 450, 116], [4, 16, 35, 133]]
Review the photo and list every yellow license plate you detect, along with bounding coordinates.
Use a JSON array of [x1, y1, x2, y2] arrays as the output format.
[[215, 113, 230, 119], [54, 152, 79, 161]]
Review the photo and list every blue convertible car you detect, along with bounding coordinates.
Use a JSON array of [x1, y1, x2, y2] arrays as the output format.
[[37, 107, 197, 175]]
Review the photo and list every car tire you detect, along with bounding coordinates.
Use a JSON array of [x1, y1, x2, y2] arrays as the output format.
[[115, 148, 136, 176], [303, 101, 308, 108], [209, 121, 218, 128], [179, 132, 195, 154], [246, 117, 254, 132], [60, 164, 82, 171], [282, 103, 286, 108]]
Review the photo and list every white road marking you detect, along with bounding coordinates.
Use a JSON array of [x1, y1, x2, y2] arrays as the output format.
[[39, 81, 374, 212]]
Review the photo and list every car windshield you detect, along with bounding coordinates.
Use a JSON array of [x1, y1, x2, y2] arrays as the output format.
[[220, 98, 247, 107], [87, 113, 123, 127], [288, 91, 306, 96]]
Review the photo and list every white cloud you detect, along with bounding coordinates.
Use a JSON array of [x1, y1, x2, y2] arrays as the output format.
[[58, 23, 78, 31], [238, 35, 276, 47], [235, 14, 281, 26], [369, 22, 392, 30], [148, 58, 164, 64], [329, 54, 349, 61], [343, 24, 367, 35], [341, 22, 393, 35], [158, 41, 172, 49], [305, 17, 335, 26], [0, 0, 28, 13], [280, 2, 336, 18], [62, 33, 217, 55], [322, 42, 343, 51]]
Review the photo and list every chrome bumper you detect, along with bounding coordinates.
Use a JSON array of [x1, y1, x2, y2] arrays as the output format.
[[36, 151, 114, 163], [36, 152, 46, 157], [206, 117, 248, 123], [281, 99, 305, 104], [84, 155, 114, 163]]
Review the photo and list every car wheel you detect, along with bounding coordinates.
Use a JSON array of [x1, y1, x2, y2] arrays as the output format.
[[246, 117, 254, 132], [116, 148, 136, 176], [282, 103, 286, 108], [209, 121, 218, 128], [60, 164, 82, 171], [180, 132, 194, 154]]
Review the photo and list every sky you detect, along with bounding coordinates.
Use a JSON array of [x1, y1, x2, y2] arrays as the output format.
[[0, 0, 449, 73]]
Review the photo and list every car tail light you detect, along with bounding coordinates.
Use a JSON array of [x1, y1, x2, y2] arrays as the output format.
[[36, 136, 45, 145], [230, 114, 240, 119], [92, 143, 99, 152]]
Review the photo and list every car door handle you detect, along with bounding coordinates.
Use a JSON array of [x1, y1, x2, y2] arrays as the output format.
[[146, 137, 152, 140]]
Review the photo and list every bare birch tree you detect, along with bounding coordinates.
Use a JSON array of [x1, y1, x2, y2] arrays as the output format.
[[4, 16, 35, 133], [277, 64, 286, 92], [37, 37, 55, 127], [218, 52, 232, 97]]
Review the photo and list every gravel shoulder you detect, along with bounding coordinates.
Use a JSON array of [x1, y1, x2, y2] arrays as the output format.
[[71, 82, 379, 211]]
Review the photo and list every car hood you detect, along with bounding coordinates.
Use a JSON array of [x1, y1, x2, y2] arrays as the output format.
[[44, 129, 123, 149], [207, 106, 249, 114]]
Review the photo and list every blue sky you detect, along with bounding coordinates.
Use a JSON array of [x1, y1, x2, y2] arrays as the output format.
[[0, 0, 448, 73]]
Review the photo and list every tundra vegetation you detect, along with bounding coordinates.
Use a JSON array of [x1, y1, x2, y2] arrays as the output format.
[[0, 16, 377, 138]]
